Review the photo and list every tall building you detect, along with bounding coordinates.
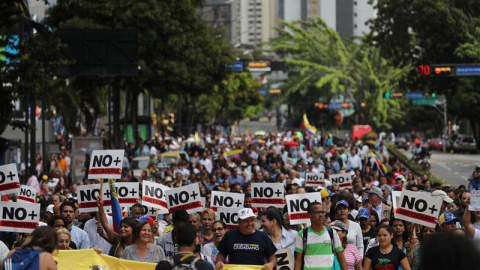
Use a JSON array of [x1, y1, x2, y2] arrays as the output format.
[[28, 0, 56, 22], [236, 0, 279, 45], [281, 0, 376, 37]]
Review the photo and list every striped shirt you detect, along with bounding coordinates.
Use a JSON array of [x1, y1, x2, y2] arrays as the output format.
[[295, 227, 343, 270], [343, 244, 362, 270]]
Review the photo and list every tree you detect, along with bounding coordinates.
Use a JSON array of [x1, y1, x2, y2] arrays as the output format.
[[270, 18, 408, 130]]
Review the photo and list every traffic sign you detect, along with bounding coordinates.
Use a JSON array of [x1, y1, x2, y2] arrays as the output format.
[[412, 98, 437, 106], [406, 92, 423, 99], [456, 65, 480, 76]]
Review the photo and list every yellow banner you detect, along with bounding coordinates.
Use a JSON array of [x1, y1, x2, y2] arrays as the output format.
[[53, 249, 263, 270], [53, 249, 156, 270]]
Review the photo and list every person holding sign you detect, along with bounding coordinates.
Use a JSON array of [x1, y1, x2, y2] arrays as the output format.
[[294, 202, 348, 270], [363, 225, 411, 270], [216, 208, 277, 270]]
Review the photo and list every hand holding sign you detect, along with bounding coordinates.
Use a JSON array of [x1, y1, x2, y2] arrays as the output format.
[[394, 190, 442, 228], [88, 150, 125, 179], [329, 173, 352, 190], [0, 164, 20, 196]]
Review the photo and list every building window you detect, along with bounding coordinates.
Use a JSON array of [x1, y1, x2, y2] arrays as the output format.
[[354, 24, 357, 28]]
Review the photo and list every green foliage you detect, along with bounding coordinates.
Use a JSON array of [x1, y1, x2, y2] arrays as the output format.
[[270, 18, 408, 130]]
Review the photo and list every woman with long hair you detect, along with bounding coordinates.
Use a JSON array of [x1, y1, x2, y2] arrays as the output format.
[[363, 225, 410, 270], [261, 207, 297, 253], [96, 197, 137, 258], [330, 221, 363, 270], [390, 218, 409, 253], [121, 221, 165, 263], [203, 220, 228, 267], [3, 226, 57, 270]]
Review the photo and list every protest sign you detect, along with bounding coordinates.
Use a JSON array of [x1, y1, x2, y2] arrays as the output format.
[[392, 191, 402, 210], [329, 173, 352, 190], [114, 182, 139, 207], [394, 190, 442, 228], [286, 193, 322, 225], [0, 202, 40, 233], [142, 181, 170, 214], [217, 207, 240, 229], [305, 172, 325, 187], [88, 150, 124, 179], [77, 184, 112, 213], [284, 158, 296, 170], [251, 183, 285, 208], [469, 190, 480, 211], [166, 183, 203, 214], [17, 185, 37, 203], [0, 164, 20, 196], [275, 249, 294, 270], [211, 191, 245, 211]]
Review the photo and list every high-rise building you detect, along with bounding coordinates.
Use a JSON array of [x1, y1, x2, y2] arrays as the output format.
[[280, 0, 376, 37], [28, 0, 56, 22], [235, 0, 279, 45]]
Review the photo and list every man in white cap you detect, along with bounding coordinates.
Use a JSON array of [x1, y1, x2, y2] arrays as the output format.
[[216, 208, 277, 270], [367, 186, 391, 220], [431, 190, 454, 214]]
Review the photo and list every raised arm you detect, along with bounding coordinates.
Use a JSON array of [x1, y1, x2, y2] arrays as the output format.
[[96, 196, 118, 243], [463, 206, 475, 239]]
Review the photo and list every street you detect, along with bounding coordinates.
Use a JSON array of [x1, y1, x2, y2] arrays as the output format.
[[401, 150, 480, 187]]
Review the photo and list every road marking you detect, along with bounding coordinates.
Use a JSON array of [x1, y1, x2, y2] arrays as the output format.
[[437, 162, 452, 172]]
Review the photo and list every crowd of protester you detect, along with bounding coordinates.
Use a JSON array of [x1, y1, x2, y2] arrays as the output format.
[[3, 131, 480, 269]]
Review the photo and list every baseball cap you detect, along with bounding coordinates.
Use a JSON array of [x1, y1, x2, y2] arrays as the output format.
[[396, 175, 407, 182], [439, 212, 459, 225], [380, 184, 391, 193], [320, 189, 333, 199], [335, 200, 349, 210], [238, 208, 256, 220], [330, 220, 348, 233], [431, 190, 454, 204], [46, 204, 54, 214], [356, 207, 370, 220], [241, 162, 247, 167], [367, 187, 383, 197]]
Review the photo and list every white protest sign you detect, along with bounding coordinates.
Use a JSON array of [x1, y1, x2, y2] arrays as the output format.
[[217, 207, 240, 229], [17, 185, 37, 203], [251, 183, 285, 208], [0, 202, 40, 233], [114, 182, 139, 207], [394, 190, 442, 228], [305, 172, 325, 187], [77, 184, 112, 213], [211, 191, 245, 211], [392, 191, 402, 210], [275, 248, 294, 270], [0, 164, 20, 196], [329, 173, 352, 190], [286, 192, 322, 225], [469, 190, 480, 211], [142, 181, 170, 214], [88, 150, 125, 179], [141, 205, 161, 217], [166, 183, 203, 214]]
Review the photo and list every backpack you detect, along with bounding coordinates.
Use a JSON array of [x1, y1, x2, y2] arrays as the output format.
[[168, 254, 200, 270], [301, 226, 337, 270]]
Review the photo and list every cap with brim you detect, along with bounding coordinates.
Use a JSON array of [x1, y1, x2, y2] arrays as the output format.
[[355, 207, 370, 220], [320, 189, 333, 199], [367, 187, 382, 197], [396, 175, 407, 182], [439, 212, 460, 225], [335, 200, 349, 210], [431, 190, 454, 204], [238, 208, 256, 220], [330, 220, 348, 233], [46, 204, 54, 214]]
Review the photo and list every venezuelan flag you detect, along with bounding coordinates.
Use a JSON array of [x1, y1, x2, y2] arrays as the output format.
[[371, 151, 388, 176], [224, 149, 243, 160], [301, 113, 317, 137], [108, 179, 122, 234]]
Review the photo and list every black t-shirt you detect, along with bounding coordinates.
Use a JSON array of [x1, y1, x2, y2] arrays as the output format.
[[155, 253, 213, 270], [362, 226, 377, 255], [217, 229, 277, 265], [366, 245, 406, 270]]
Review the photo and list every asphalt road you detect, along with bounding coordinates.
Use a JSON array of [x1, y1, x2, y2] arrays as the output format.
[[401, 149, 480, 187]]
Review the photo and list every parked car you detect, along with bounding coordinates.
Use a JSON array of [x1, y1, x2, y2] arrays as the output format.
[[428, 138, 443, 151], [453, 136, 478, 153], [394, 136, 410, 150]]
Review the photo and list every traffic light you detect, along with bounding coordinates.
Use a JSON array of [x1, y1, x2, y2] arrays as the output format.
[[431, 93, 436, 98], [431, 65, 454, 76], [384, 91, 391, 99], [383, 92, 403, 99]]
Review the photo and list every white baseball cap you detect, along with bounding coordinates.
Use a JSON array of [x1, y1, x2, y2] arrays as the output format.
[[238, 208, 256, 220], [46, 204, 54, 214]]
